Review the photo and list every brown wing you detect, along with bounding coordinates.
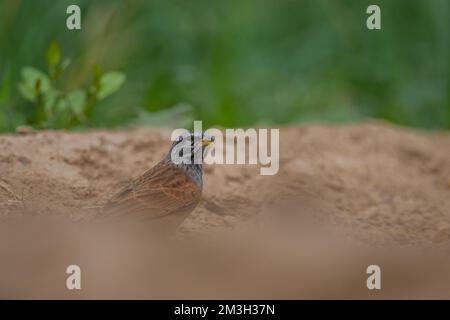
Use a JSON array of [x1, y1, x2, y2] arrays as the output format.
[[101, 161, 201, 222]]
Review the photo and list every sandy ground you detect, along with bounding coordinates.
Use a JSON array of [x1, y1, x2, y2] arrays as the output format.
[[1, 121, 450, 299]]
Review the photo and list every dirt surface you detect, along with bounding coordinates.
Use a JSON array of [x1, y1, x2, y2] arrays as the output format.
[[1, 121, 449, 244], [1, 121, 450, 299]]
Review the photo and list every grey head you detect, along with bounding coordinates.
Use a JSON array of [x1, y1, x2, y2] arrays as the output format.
[[164, 131, 215, 188]]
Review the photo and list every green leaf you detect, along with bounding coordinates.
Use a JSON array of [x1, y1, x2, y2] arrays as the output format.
[[46, 41, 61, 68], [67, 90, 86, 114], [19, 66, 52, 98], [17, 82, 35, 101], [21, 67, 49, 85], [43, 88, 59, 113], [97, 71, 126, 100]]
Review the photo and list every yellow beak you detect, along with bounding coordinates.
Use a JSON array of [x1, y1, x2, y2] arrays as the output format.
[[202, 139, 214, 147], [201, 135, 215, 147]]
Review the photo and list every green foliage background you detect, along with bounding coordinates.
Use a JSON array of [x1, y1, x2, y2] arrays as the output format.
[[0, 0, 448, 131]]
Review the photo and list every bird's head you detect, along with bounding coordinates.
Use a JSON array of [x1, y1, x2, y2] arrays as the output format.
[[167, 131, 215, 168]]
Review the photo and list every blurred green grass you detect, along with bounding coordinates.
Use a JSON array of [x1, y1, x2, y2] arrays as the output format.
[[0, 0, 448, 132]]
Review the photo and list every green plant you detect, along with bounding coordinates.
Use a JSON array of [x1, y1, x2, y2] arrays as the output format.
[[17, 41, 126, 129]]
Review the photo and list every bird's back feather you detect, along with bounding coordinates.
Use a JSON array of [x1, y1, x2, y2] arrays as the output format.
[[101, 161, 201, 226]]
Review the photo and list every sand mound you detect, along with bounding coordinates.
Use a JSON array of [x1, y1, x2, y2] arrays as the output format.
[[1, 121, 450, 298], [1, 121, 449, 244]]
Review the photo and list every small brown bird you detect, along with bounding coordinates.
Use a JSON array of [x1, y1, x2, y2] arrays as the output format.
[[100, 131, 214, 234]]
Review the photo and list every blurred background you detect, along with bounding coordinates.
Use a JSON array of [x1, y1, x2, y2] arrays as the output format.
[[0, 0, 448, 132]]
